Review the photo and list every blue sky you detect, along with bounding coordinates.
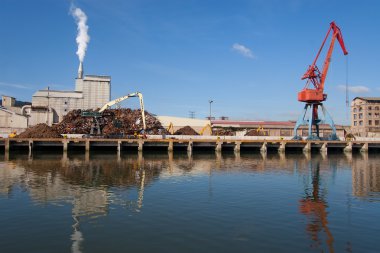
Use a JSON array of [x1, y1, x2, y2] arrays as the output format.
[[1, 0, 379, 124]]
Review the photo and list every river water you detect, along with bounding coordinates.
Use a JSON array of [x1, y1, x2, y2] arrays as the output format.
[[0, 150, 379, 253]]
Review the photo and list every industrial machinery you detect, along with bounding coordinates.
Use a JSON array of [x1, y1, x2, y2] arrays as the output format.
[[82, 92, 146, 135], [199, 124, 212, 135], [166, 122, 174, 135], [9, 131, 17, 138], [256, 125, 267, 136], [293, 21, 348, 140]]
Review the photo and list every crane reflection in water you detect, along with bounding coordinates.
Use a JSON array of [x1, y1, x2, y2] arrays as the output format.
[[299, 160, 339, 253]]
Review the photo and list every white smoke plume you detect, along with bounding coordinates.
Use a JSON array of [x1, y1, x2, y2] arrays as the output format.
[[71, 6, 90, 62]]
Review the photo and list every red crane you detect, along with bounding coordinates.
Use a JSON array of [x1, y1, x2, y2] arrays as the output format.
[[293, 21, 348, 140], [298, 21, 348, 103]]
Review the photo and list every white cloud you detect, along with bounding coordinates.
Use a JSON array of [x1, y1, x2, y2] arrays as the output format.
[[0, 82, 32, 89], [337, 85, 370, 94], [232, 43, 255, 59]]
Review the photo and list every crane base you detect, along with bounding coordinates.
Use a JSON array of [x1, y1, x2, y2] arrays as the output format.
[[292, 103, 339, 141]]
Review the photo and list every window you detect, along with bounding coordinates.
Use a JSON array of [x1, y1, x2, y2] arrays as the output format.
[[376, 120, 380, 126], [64, 101, 68, 105], [359, 121, 363, 126], [369, 120, 372, 125], [375, 106, 380, 111], [369, 113, 372, 117], [359, 107, 363, 112], [354, 114, 357, 120], [354, 121, 357, 126], [359, 113, 363, 119], [353, 108, 357, 113], [368, 106, 372, 110]]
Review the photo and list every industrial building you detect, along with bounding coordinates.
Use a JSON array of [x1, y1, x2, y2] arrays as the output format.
[[0, 107, 28, 134], [351, 97, 380, 137], [24, 63, 111, 125], [0, 63, 111, 135], [0, 95, 29, 135]]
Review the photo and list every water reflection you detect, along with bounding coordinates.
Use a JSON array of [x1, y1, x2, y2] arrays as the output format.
[[0, 152, 155, 253], [299, 160, 334, 253], [351, 152, 380, 199], [1, 151, 380, 252], [2, 152, 380, 203]]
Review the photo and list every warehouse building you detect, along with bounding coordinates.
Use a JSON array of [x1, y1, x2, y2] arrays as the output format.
[[351, 97, 380, 137], [157, 116, 345, 138], [211, 119, 345, 138]]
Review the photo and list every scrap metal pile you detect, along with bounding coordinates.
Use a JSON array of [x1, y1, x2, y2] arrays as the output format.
[[57, 109, 164, 135], [213, 128, 235, 136], [54, 109, 93, 134], [16, 109, 165, 138]]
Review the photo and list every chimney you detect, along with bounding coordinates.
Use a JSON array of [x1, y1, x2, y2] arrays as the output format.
[[78, 61, 83, 79]]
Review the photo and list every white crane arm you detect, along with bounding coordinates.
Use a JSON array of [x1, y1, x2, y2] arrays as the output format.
[[98, 91, 146, 130]]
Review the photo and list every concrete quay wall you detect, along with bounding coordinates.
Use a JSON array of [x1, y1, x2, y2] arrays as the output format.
[[1, 135, 380, 154]]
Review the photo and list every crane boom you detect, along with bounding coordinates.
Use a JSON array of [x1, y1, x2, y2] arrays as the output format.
[[298, 21, 348, 103], [99, 92, 146, 130]]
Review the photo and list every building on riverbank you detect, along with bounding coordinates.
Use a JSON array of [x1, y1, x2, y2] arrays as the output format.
[[23, 64, 111, 126], [351, 97, 380, 137], [0, 95, 30, 134], [211, 119, 346, 138]]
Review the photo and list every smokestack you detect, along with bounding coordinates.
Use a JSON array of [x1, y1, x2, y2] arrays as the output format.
[[78, 61, 83, 79]]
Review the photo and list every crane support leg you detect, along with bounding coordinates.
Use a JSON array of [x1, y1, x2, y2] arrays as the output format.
[[320, 104, 338, 140], [308, 104, 314, 139], [293, 104, 309, 140], [293, 103, 338, 141]]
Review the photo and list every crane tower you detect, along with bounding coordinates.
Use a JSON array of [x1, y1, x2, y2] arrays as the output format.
[[293, 21, 348, 140]]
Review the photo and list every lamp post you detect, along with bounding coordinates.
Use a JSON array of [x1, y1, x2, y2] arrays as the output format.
[[209, 100, 213, 120]]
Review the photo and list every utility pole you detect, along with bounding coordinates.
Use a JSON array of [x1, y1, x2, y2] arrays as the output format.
[[189, 111, 195, 119], [209, 100, 213, 120], [47, 86, 50, 125]]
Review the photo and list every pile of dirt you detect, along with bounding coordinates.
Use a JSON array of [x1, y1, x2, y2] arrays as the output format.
[[16, 124, 62, 138], [174, 126, 199, 135]]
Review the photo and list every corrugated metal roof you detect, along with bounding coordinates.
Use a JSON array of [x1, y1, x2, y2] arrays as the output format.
[[212, 120, 346, 130], [212, 120, 295, 126]]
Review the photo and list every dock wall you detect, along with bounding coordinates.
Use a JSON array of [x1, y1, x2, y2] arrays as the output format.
[[1, 136, 380, 156]]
